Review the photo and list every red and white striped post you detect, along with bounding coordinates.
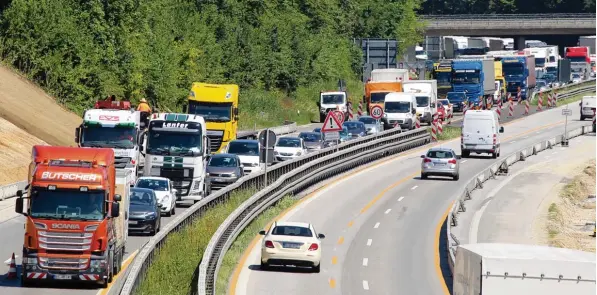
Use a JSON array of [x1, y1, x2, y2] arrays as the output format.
[[546, 92, 553, 108], [437, 115, 444, 135], [537, 92, 543, 111], [517, 87, 522, 104], [415, 114, 421, 129], [447, 105, 453, 125], [553, 90, 558, 106], [431, 113, 438, 141], [508, 94, 514, 117], [463, 101, 468, 114], [524, 99, 530, 115], [357, 101, 363, 117], [347, 102, 354, 120], [496, 98, 502, 120]]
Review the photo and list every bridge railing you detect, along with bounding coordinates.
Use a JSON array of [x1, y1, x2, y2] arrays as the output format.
[[420, 13, 596, 20]]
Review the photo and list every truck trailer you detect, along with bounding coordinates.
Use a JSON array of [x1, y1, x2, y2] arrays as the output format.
[[14, 146, 127, 288], [453, 243, 596, 295]]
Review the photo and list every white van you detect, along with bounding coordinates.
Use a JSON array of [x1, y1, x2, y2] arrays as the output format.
[[461, 110, 504, 158], [579, 96, 596, 120], [383, 92, 417, 130]]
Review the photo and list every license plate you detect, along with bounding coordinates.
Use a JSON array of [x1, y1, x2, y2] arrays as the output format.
[[212, 178, 224, 182], [434, 163, 445, 166], [54, 274, 72, 280], [282, 242, 301, 249], [129, 220, 138, 225]]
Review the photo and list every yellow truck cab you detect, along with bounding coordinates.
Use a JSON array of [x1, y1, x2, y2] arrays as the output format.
[[494, 61, 506, 102], [186, 82, 239, 153]]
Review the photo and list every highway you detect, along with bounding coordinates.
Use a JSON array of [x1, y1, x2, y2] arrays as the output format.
[[232, 101, 589, 295], [0, 120, 329, 294]]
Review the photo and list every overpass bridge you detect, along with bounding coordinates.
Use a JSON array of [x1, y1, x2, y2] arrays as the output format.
[[421, 13, 596, 36]]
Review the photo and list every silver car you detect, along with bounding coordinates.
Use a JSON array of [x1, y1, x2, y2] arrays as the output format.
[[358, 115, 384, 135], [206, 153, 244, 193], [420, 147, 460, 181]]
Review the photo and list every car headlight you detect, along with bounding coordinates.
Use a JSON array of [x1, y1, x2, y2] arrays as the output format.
[[274, 150, 279, 155], [295, 151, 302, 156], [162, 195, 170, 203], [145, 212, 157, 219]]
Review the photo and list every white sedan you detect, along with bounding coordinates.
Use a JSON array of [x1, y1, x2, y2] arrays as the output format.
[[134, 176, 177, 217], [259, 221, 325, 272], [273, 137, 308, 162]]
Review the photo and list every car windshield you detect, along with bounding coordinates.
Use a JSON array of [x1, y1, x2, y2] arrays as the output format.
[[503, 63, 524, 76], [370, 92, 390, 103], [136, 179, 169, 191], [130, 190, 156, 206], [276, 138, 301, 148], [271, 225, 313, 237], [188, 101, 232, 122], [416, 96, 429, 107], [147, 129, 202, 156], [385, 101, 411, 113], [359, 117, 376, 124], [343, 122, 364, 131], [299, 133, 321, 142], [536, 81, 546, 87], [321, 94, 345, 104], [452, 72, 480, 84], [228, 141, 259, 156], [29, 189, 105, 221], [436, 72, 451, 85], [80, 125, 136, 149], [427, 150, 454, 159], [209, 156, 238, 167]]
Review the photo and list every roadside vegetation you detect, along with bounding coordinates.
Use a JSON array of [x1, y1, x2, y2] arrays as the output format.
[[530, 81, 596, 106], [546, 160, 596, 252], [215, 196, 297, 294], [134, 188, 258, 295], [0, 0, 423, 129], [425, 125, 461, 141]]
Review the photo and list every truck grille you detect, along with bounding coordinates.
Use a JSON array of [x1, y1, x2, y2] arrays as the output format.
[[207, 135, 223, 153], [162, 167, 194, 196], [114, 157, 131, 169], [38, 231, 92, 252], [39, 257, 88, 270]]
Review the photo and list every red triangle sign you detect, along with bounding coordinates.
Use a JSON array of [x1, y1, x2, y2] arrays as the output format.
[[321, 111, 343, 132]]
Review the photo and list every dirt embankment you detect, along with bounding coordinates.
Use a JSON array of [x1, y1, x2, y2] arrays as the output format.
[[0, 64, 82, 185], [546, 160, 596, 253]]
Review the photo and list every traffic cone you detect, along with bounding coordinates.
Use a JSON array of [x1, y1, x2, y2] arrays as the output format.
[[7, 253, 17, 279]]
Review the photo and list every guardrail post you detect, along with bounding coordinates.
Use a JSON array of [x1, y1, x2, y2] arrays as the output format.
[[458, 199, 466, 213], [451, 212, 458, 227]]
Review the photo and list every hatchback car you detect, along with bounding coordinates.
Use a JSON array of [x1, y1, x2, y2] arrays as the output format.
[[420, 147, 460, 180], [128, 188, 162, 235], [274, 137, 307, 161], [223, 139, 261, 174], [343, 121, 367, 138], [358, 116, 383, 135], [298, 132, 323, 151], [259, 221, 326, 272], [134, 177, 177, 216], [206, 153, 244, 193]]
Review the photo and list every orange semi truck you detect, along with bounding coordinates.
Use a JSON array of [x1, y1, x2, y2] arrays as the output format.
[[14, 146, 128, 288]]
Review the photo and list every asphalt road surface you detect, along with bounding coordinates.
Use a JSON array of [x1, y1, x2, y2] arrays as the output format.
[[233, 101, 589, 295]]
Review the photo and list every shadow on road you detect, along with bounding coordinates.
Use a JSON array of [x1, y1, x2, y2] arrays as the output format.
[[248, 264, 314, 274], [438, 216, 454, 294], [0, 265, 101, 290]]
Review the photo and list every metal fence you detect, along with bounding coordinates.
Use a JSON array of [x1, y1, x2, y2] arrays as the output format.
[[445, 124, 594, 276], [420, 13, 597, 20], [530, 79, 596, 103]]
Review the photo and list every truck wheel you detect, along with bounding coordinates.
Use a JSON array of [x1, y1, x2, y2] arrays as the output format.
[[492, 152, 497, 159], [319, 113, 326, 122], [462, 150, 470, 158], [580, 115, 585, 121]]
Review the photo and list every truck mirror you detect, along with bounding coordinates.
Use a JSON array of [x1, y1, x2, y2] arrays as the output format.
[[15, 197, 23, 214], [75, 127, 80, 143], [234, 115, 239, 121], [234, 107, 239, 116], [114, 194, 122, 202], [182, 105, 188, 113], [16, 190, 23, 197], [499, 126, 504, 133], [111, 203, 120, 218], [139, 145, 144, 152], [316, 101, 320, 107]]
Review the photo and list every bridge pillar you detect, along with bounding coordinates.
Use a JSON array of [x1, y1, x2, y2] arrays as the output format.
[[514, 36, 526, 50]]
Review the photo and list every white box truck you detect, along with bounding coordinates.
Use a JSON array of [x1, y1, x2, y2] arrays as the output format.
[[402, 80, 438, 125], [370, 69, 409, 82], [453, 243, 596, 295]]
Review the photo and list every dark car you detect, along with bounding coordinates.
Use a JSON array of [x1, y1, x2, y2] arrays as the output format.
[[128, 187, 162, 236], [206, 153, 244, 193], [298, 132, 323, 151], [342, 121, 367, 138]]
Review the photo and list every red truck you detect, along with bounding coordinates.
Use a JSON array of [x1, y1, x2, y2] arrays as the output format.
[[14, 146, 129, 288], [565, 46, 591, 79]]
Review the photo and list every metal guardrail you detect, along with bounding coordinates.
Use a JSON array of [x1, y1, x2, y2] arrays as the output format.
[[420, 13, 596, 20], [444, 124, 594, 276], [0, 180, 28, 201], [119, 124, 431, 295], [530, 79, 596, 102]]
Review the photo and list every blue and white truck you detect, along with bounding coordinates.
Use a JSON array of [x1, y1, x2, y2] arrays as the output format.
[[499, 55, 536, 100], [451, 58, 496, 107]]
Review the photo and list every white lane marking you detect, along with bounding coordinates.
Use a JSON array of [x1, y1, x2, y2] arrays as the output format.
[[363, 258, 369, 266], [374, 222, 380, 229], [366, 239, 372, 246], [536, 131, 541, 134], [398, 196, 404, 202], [511, 141, 516, 143], [523, 136, 529, 139], [460, 160, 468, 163], [363, 280, 370, 290], [411, 185, 418, 190], [552, 151, 558, 155], [384, 209, 392, 214]]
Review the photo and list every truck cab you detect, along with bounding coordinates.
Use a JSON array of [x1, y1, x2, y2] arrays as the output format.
[[14, 146, 127, 288], [143, 113, 209, 203], [76, 99, 143, 180], [451, 59, 487, 105], [317, 91, 348, 122], [432, 60, 452, 98], [383, 92, 417, 130], [186, 83, 239, 154], [500, 55, 536, 100], [402, 80, 438, 125]]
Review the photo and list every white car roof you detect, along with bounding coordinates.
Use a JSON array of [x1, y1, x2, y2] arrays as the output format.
[[138, 176, 170, 182], [274, 221, 310, 228]]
